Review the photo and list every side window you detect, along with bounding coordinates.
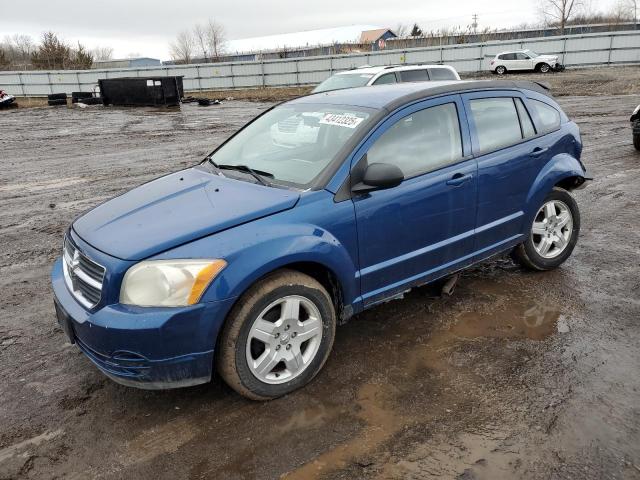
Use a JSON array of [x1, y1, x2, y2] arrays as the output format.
[[514, 98, 536, 138], [399, 69, 429, 82], [367, 103, 463, 178], [505, 53, 517, 60], [529, 99, 561, 133], [372, 73, 397, 85], [428, 68, 457, 80], [469, 97, 523, 153], [515, 53, 528, 60]]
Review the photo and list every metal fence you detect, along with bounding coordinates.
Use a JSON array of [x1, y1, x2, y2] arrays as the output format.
[[1, 30, 639, 97]]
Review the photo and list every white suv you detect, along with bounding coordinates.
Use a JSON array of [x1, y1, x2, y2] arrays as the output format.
[[490, 50, 564, 75], [313, 64, 460, 93]]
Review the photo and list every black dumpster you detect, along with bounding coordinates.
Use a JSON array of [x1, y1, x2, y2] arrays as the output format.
[[98, 76, 184, 107]]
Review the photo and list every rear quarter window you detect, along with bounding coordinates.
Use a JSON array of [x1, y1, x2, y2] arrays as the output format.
[[529, 99, 561, 133]]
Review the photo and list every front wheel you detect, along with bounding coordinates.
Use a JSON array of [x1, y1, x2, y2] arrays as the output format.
[[634, 133, 640, 151], [217, 270, 336, 400], [512, 188, 580, 271], [538, 63, 551, 73]]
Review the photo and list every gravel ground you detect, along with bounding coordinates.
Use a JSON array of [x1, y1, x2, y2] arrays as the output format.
[[0, 86, 639, 480]]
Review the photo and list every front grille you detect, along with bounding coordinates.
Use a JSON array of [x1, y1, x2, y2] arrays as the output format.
[[63, 235, 105, 309]]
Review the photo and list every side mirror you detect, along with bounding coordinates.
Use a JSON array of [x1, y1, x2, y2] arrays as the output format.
[[352, 162, 404, 193]]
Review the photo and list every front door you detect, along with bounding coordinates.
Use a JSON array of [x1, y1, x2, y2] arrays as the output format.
[[351, 95, 478, 306], [514, 52, 534, 70]]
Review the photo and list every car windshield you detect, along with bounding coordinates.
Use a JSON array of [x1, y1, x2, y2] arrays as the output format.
[[524, 50, 539, 57], [208, 104, 374, 188], [313, 73, 374, 93]]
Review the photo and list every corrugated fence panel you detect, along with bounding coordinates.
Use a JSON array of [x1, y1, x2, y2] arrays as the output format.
[[1, 31, 639, 96], [404, 49, 442, 63], [613, 33, 640, 48], [611, 48, 640, 63]]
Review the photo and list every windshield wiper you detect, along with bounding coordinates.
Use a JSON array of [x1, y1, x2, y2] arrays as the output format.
[[208, 159, 274, 186]]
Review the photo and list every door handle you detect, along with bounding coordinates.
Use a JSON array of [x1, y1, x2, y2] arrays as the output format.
[[529, 147, 549, 157], [446, 173, 472, 186]]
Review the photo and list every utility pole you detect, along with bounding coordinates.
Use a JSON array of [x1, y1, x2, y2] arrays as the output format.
[[472, 13, 479, 34]]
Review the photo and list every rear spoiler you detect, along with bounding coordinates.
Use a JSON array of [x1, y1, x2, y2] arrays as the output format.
[[532, 81, 551, 91]]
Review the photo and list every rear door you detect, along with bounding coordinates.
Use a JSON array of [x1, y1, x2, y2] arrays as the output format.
[[499, 53, 514, 70], [462, 91, 543, 258], [351, 95, 477, 305]]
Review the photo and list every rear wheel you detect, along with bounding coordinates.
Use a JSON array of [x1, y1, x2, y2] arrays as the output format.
[[217, 270, 336, 400], [512, 188, 580, 271], [495, 65, 507, 75]]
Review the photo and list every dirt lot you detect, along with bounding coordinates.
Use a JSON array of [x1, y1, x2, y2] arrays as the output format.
[[1, 73, 639, 480]]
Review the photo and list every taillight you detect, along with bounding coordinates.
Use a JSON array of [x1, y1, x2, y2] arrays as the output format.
[[490, 60, 494, 65]]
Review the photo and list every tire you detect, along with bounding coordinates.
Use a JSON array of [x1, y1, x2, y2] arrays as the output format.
[[77, 97, 103, 105], [48, 98, 67, 106], [71, 92, 93, 103], [495, 65, 507, 75], [217, 269, 336, 400], [512, 188, 580, 271], [538, 63, 551, 73], [634, 133, 640, 151], [47, 93, 67, 101]]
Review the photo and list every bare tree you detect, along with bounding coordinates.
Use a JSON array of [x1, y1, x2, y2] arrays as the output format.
[[91, 46, 114, 61], [169, 29, 195, 64], [205, 19, 226, 61], [395, 23, 408, 38], [539, 0, 583, 33], [11, 34, 34, 61], [193, 23, 209, 62], [615, 0, 638, 23]]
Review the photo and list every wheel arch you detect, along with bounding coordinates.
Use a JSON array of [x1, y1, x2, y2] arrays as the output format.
[[526, 153, 586, 219]]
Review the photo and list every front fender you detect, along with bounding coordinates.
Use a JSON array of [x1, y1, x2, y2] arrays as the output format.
[[152, 220, 359, 308], [209, 225, 358, 304], [526, 153, 586, 219]]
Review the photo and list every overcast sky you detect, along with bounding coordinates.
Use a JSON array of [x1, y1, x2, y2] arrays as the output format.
[[3, 0, 619, 60]]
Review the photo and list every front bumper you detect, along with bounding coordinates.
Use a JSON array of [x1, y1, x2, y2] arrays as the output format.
[[52, 257, 236, 389], [551, 62, 565, 71]]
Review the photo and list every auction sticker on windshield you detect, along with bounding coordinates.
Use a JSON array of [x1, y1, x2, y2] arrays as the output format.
[[320, 113, 365, 129]]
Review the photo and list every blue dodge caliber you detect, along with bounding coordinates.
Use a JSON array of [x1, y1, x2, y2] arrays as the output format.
[[52, 80, 589, 400]]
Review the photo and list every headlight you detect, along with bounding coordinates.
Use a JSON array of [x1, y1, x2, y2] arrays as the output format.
[[120, 259, 226, 307]]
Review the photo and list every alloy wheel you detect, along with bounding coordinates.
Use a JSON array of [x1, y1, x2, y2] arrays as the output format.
[[531, 200, 573, 259], [246, 295, 323, 384]]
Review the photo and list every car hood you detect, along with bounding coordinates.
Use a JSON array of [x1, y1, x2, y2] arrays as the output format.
[[537, 54, 558, 60], [73, 167, 300, 260]]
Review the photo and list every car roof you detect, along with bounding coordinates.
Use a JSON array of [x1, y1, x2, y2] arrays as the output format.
[[496, 50, 530, 55], [334, 64, 455, 76], [290, 80, 552, 110]]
